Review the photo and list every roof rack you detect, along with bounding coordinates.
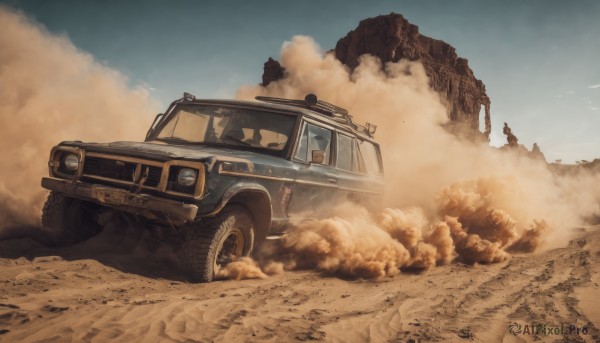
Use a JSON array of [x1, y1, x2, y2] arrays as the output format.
[[255, 94, 377, 137]]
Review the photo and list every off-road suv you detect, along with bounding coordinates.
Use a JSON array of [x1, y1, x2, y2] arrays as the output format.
[[41, 93, 384, 282]]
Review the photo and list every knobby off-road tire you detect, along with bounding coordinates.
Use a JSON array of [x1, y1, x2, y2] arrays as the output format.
[[181, 205, 255, 283], [40, 192, 102, 247]]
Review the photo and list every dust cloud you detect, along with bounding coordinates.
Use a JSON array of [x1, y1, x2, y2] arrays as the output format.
[[0, 7, 156, 235], [215, 257, 269, 281], [229, 35, 600, 280]]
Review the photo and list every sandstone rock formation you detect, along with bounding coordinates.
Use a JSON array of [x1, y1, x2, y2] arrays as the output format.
[[500, 122, 547, 162], [530, 143, 547, 162], [503, 122, 519, 147], [261, 13, 491, 139]]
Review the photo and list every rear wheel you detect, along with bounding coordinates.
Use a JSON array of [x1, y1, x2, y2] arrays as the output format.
[[181, 205, 254, 282], [40, 192, 102, 246]]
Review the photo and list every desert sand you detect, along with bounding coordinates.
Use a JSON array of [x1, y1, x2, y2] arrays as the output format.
[[0, 223, 598, 343]]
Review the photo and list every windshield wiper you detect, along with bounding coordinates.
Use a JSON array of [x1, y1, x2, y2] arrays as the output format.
[[222, 135, 251, 146]]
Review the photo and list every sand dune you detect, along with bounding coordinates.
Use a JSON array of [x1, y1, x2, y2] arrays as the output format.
[[0, 224, 598, 342]]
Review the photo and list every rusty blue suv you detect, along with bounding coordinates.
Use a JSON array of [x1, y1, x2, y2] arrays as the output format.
[[41, 93, 384, 281]]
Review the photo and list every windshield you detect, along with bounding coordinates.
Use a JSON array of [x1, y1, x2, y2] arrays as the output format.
[[152, 105, 297, 152]]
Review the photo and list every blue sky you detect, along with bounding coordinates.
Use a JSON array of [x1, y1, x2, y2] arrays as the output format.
[[2, 0, 599, 162]]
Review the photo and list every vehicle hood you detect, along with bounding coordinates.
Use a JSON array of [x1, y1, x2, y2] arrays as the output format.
[[59, 140, 289, 166]]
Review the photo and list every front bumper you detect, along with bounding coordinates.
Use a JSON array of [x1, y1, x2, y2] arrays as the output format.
[[41, 177, 198, 223]]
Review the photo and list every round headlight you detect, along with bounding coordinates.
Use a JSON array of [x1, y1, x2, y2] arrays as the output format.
[[177, 168, 197, 187], [63, 153, 79, 171]]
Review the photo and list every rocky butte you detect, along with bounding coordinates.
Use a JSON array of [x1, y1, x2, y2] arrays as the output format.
[[261, 12, 491, 139]]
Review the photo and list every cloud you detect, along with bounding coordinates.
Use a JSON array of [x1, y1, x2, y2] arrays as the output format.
[[0, 7, 156, 230], [139, 81, 157, 91], [588, 84, 600, 89]]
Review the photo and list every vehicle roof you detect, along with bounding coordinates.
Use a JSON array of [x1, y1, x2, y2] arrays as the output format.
[[180, 98, 379, 144]]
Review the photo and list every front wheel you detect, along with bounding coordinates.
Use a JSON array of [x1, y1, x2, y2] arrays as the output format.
[[40, 192, 102, 246], [181, 205, 255, 282]]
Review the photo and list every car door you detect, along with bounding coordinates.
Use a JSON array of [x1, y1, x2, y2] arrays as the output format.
[[287, 120, 339, 218]]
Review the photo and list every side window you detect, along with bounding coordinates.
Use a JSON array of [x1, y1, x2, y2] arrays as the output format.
[[294, 122, 332, 164], [337, 134, 370, 173], [308, 124, 332, 164], [336, 134, 354, 171], [357, 140, 382, 175], [354, 140, 367, 173]]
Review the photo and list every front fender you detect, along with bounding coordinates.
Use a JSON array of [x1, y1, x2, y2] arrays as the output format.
[[203, 182, 273, 243], [204, 182, 271, 217]]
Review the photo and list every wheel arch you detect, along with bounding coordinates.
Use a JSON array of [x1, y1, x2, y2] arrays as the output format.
[[211, 183, 273, 244]]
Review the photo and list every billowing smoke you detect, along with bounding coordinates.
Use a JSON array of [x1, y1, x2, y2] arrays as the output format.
[[0, 7, 156, 235], [228, 36, 600, 280]]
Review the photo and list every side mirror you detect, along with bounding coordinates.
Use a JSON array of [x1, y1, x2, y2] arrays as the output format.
[[311, 150, 326, 164]]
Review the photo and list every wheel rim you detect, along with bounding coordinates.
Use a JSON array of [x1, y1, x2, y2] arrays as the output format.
[[215, 228, 245, 269]]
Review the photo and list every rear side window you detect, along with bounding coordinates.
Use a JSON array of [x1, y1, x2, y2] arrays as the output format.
[[357, 140, 382, 175], [336, 134, 354, 172], [294, 122, 332, 164]]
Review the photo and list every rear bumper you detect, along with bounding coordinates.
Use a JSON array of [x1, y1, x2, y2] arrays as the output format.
[[41, 177, 198, 223]]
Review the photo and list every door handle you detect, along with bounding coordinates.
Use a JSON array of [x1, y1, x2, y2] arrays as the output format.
[[328, 178, 338, 183]]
